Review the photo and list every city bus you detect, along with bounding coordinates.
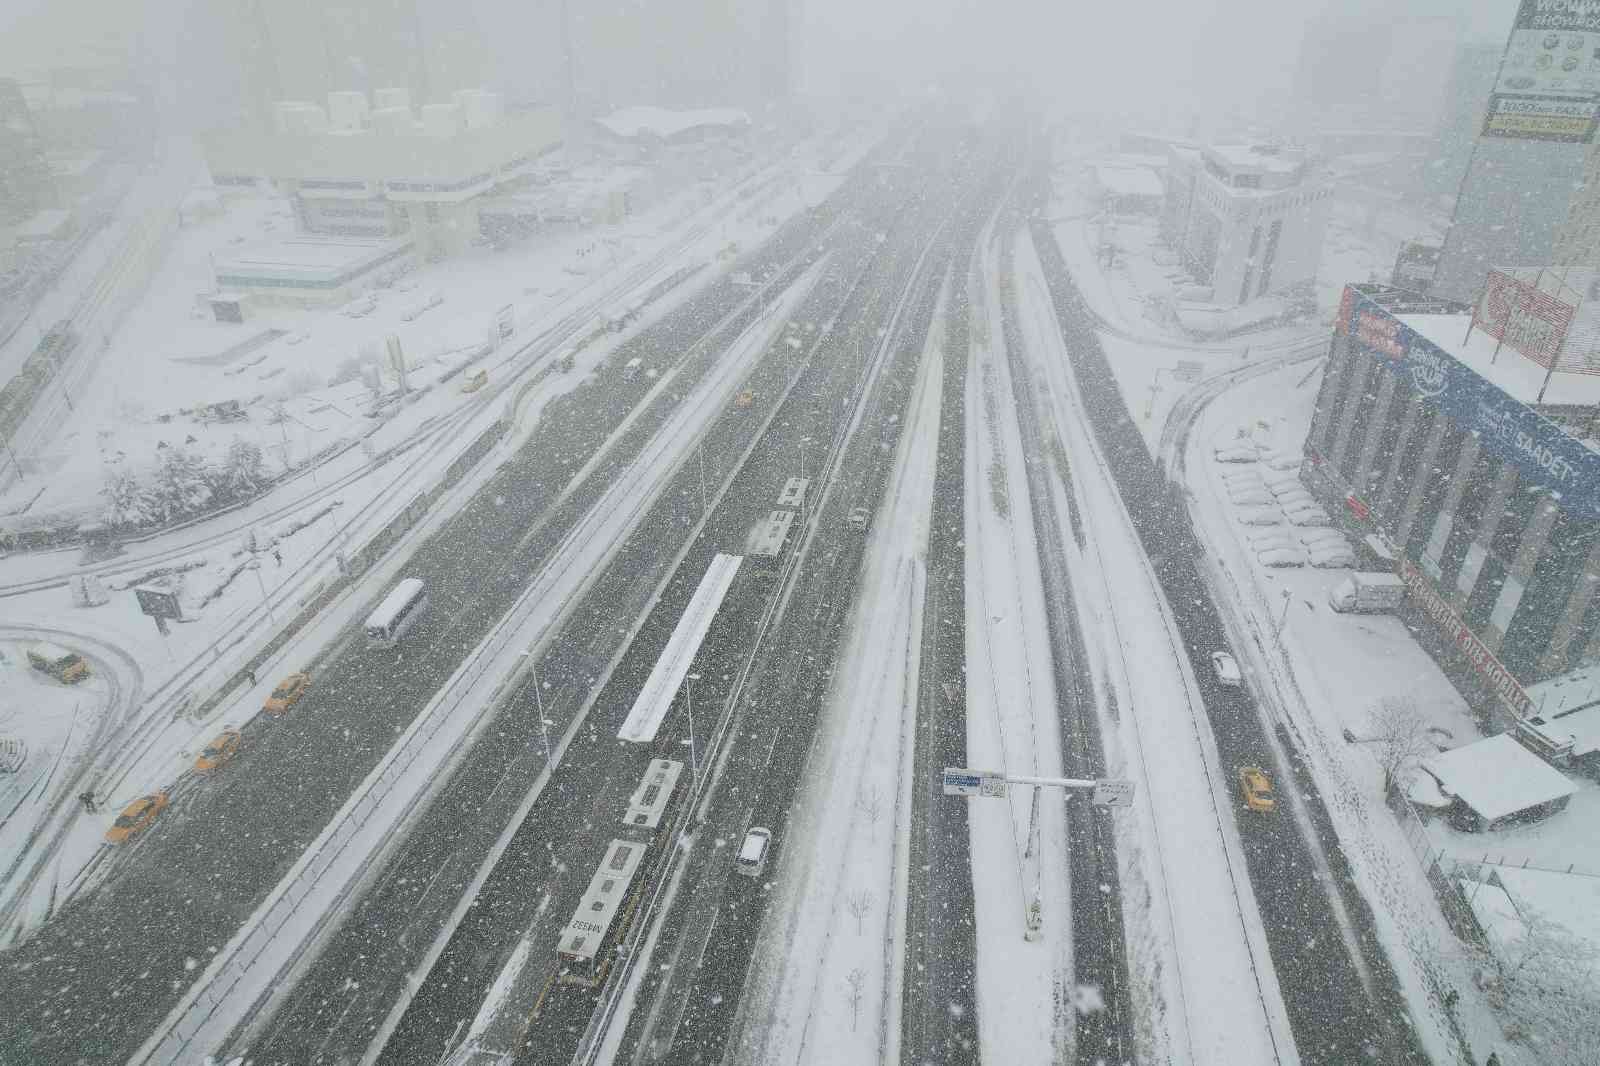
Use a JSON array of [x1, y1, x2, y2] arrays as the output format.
[[555, 837, 648, 987], [364, 578, 429, 648]]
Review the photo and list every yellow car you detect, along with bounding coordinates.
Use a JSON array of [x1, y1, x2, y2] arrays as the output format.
[[263, 672, 310, 715], [195, 729, 242, 772], [734, 390, 756, 409], [1238, 767, 1276, 813], [105, 792, 169, 844]]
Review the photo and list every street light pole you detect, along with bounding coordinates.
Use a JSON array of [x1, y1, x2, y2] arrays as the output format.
[[531, 660, 552, 760], [249, 560, 275, 622], [697, 443, 709, 516], [685, 672, 701, 784], [1278, 588, 1293, 634]]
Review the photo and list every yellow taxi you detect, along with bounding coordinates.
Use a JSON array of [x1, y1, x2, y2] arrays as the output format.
[[195, 729, 242, 772], [105, 792, 169, 844], [263, 671, 310, 715], [734, 390, 756, 409], [1238, 766, 1276, 813]]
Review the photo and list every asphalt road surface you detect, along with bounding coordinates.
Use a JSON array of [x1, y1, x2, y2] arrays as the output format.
[[0, 133, 901, 1066], [1023, 159, 1428, 1066], [361, 116, 985, 1062]]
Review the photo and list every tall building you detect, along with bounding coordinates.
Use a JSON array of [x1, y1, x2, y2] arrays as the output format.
[[0, 78, 54, 225], [1553, 144, 1600, 271], [1289, 14, 1465, 136], [1161, 143, 1331, 308]]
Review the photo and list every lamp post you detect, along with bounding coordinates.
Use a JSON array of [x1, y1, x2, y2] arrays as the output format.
[[697, 443, 709, 516], [685, 672, 701, 784], [530, 657, 552, 760], [248, 560, 275, 622], [1278, 588, 1293, 634]]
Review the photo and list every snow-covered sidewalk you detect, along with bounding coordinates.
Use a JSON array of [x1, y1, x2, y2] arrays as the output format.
[[1011, 227, 1297, 1066]]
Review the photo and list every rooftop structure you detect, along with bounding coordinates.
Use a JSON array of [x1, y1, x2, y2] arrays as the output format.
[[1421, 734, 1576, 830], [211, 235, 414, 308]]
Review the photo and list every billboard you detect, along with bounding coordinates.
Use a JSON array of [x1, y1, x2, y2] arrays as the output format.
[[134, 585, 183, 621], [1482, 0, 1600, 142], [1472, 269, 1577, 367], [1341, 286, 1600, 519]]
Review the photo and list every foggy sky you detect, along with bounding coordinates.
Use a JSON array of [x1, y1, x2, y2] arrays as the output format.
[[2, 0, 1527, 127]]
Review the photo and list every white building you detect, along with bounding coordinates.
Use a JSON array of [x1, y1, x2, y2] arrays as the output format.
[[1161, 143, 1330, 308], [205, 91, 562, 263]]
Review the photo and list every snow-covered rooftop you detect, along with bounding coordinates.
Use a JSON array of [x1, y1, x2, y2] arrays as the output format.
[[1492, 865, 1600, 950], [1423, 734, 1577, 823], [1400, 312, 1600, 407], [212, 235, 414, 286], [1091, 164, 1163, 199], [1525, 663, 1600, 758], [1206, 143, 1306, 175], [593, 106, 750, 142]]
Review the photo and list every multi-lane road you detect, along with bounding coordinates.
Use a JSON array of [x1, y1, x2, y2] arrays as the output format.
[[1, 113, 1438, 1066]]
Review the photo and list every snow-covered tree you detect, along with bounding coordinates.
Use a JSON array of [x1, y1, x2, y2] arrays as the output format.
[[1463, 906, 1600, 1065], [100, 464, 153, 527], [216, 440, 267, 501], [149, 445, 213, 524]]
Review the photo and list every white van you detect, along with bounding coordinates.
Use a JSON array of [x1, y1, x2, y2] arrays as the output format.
[[365, 578, 429, 648], [736, 827, 772, 877]]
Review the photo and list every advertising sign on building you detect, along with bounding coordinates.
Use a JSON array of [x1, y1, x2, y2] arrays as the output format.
[[1472, 269, 1577, 368], [1398, 557, 1535, 719], [1343, 286, 1600, 520], [1482, 0, 1600, 143]]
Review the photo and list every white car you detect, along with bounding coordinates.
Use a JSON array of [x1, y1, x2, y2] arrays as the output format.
[[1246, 529, 1297, 550], [1263, 452, 1302, 472], [1228, 486, 1274, 507], [1309, 545, 1357, 569], [1211, 651, 1243, 688], [1219, 468, 1264, 485], [736, 827, 772, 877], [1286, 507, 1333, 528], [1214, 446, 1261, 464], [1257, 546, 1308, 568], [1297, 529, 1348, 550], [1236, 507, 1283, 526]]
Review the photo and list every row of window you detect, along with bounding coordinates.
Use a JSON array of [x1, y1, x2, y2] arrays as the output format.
[[1313, 338, 1600, 680]]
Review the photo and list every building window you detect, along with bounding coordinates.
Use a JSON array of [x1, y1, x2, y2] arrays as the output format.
[[1502, 508, 1587, 678], [1258, 219, 1283, 296]]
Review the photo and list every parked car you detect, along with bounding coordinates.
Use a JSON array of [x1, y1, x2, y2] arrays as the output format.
[[1214, 446, 1261, 464], [736, 826, 772, 877], [734, 390, 756, 409], [847, 506, 871, 532], [1263, 452, 1302, 472], [105, 792, 170, 843], [263, 672, 311, 715], [1296, 529, 1348, 550], [1238, 767, 1276, 812], [1211, 651, 1243, 688], [1235, 507, 1283, 526], [1286, 507, 1333, 528], [1308, 545, 1357, 569], [1227, 487, 1273, 507], [1246, 530, 1297, 550], [1256, 546, 1307, 568], [195, 729, 242, 772]]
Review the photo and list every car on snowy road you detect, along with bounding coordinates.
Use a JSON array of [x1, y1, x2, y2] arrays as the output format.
[[195, 729, 242, 772], [1210, 651, 1243, 688], [105, 792, 170, 843], [736, 827, 772, 877], [263, 672, 311, 715], [1238, 767, 1276, 812]]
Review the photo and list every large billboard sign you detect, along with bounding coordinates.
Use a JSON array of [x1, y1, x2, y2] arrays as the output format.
[[1341, 286, 1600, 519], [1472, 269, 1577, 368], [1482, 0, 1600, 142], [1398, 557, 1536, 719]]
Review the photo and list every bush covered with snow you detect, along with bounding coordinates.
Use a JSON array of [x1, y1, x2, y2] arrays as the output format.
[[99, 440, 272, 530]]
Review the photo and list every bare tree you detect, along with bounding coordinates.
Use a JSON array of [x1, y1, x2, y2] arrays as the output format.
[[845, 966, 866, 1032], [1370, 696, 1434, 796], [855, 784, 884, 839], [846, 889, 874, 935], [1454, 907, 1600, 1065]]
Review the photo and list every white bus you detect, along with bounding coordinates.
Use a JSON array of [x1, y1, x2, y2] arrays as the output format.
[[556, 838, 648, 987], [365, 578, 429, 648]]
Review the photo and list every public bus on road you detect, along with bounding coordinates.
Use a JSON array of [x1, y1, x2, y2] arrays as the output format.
[[364, 578, 429, 648], [554, 759, 688, 989]]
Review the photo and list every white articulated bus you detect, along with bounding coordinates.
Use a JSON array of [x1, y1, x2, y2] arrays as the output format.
[[365, 578, 429, 648]]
